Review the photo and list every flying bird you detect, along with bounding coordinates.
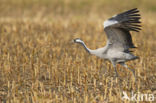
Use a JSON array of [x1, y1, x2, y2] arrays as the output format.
[[73, 8, 141, 77]]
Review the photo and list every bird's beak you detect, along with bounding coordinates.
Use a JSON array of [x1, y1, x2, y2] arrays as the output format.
[[72, 40, 74, 43], [72, 39, 75, 43]]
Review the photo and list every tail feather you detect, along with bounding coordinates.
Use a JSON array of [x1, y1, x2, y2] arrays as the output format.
[[132, 56, 139, 60]]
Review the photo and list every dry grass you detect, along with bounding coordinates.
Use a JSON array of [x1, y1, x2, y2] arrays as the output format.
[[0, 0, 156, 103]]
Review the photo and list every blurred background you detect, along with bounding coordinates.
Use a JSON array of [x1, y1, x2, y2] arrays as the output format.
[[0, 0, 156, 21]]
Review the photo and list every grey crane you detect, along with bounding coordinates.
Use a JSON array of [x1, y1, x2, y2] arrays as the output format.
[[73, 8, 141, 77]]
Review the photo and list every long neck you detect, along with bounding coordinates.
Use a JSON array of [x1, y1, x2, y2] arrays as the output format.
[[78, 41, 108, 59], [79, 42, 92, 54]]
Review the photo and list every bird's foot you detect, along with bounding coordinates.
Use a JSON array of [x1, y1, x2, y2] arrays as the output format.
[[132, 70, 135, 77], [128, 68, 135, 77], [115, 72, 119, 78]]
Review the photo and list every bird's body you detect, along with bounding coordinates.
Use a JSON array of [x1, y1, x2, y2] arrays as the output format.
[[73, 8, 141, 77]]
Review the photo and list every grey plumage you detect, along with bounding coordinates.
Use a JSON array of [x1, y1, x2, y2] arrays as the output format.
[[73, 8, 141, 77]]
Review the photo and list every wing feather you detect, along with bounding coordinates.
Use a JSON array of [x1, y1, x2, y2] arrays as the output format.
[[103, 8, 141, 52]]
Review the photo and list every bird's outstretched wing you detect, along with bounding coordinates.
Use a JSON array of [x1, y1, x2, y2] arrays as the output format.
[[104, 8, 141, 52]]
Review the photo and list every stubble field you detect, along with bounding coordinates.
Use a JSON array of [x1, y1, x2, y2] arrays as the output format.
[[0, 0, 156, 103]]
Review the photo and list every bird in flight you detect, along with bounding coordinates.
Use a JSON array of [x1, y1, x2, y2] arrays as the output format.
[[73, 8, 141, 77]]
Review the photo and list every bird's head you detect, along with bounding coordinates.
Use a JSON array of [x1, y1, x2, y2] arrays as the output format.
[[73, 38, 84, 44], [72, 38, 91, 54]]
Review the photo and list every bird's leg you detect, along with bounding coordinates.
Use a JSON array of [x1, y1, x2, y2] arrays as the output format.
[[111, 60, 118, 77], [114, 67, 118, 77], [120, 62, 135, 77]]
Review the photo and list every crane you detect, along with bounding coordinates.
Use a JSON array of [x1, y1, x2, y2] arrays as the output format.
[[73, 8, 141, 77]]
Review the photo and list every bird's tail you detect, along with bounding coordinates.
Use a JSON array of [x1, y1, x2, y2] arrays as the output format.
[[132, 56, 139, 60]]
